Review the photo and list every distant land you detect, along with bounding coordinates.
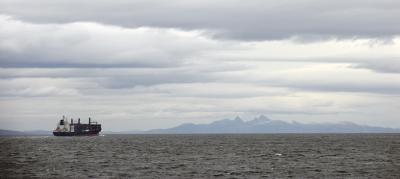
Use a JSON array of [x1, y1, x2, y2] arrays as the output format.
[[0, 129, 51, 136], [145, 115, 400, 134], [1, 115, 400, 136]]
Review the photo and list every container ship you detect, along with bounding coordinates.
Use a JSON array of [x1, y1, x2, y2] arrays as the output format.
[[53, 116, 101, 136]]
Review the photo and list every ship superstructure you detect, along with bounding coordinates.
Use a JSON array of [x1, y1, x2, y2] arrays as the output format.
[[53, 116, 101, 136]]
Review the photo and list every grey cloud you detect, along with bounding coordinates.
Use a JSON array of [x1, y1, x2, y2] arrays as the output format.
[[279, 82, 400, 95], [2, 14, 399, 74], [3, 65, 400, 97], [352, 58, 400, 73], [96, 72, 214, 88], [0, 0, 399, 41], [2, 1, 400, 131], [268, 72, 400, 95], [0, 16, 217, 68], [0, 67, 219, 88], [0, 86, 79, 97], [0, 58, 172, 68], [215, 63, 400, 95], [278, 58, 400, 74], [0, 78, 83, 97]]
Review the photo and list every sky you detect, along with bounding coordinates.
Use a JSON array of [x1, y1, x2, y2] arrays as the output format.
[[0, 0, 400, 131]]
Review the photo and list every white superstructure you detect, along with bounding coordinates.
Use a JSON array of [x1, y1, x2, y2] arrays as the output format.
[[54, 115, 70, 132]]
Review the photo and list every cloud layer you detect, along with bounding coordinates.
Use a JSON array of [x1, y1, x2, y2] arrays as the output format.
[[1, 0, 400, 40], [0, 1, 400, 131]]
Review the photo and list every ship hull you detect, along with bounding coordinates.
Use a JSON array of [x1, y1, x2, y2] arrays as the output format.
[[53, 131, 100, 136]]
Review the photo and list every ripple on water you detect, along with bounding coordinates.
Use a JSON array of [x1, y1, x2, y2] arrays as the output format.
[[0, 134, 399, 178]]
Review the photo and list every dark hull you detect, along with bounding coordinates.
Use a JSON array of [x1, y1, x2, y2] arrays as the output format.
[[53, 131, 100, 136]]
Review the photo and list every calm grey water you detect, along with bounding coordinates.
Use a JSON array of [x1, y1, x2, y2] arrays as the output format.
[[1, 134, 400, 178]]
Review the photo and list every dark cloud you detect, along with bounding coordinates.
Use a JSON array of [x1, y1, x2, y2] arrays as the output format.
[[0, 0, 399, 41], [352, 58, 400, 73], [95, 72, 214, 88], [0, 16, 218, 68]]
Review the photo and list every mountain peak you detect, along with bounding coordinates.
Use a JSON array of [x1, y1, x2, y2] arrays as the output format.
[[248, 115, 271, 125], [257, 115, 270, 121], [234, 116, 242, 121], [211, 117, 243, 125]]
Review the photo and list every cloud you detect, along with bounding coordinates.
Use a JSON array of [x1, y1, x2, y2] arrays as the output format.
[[1, 9, 400, 130], [1, 14, 399, 73], [2, 86, 78, 97], [0, 15, 219, 68], [268, 64, 400, 94], [0, 0, 399, 41], [352, 58, 400, 73], [0, 78, 81, 97]]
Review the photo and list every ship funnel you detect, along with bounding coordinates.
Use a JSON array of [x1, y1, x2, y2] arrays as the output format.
[[78, 118, 80, 124], [89, 117, 91, 125]]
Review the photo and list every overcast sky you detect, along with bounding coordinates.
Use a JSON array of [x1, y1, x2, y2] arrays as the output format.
[[0, 0, 400, 131]]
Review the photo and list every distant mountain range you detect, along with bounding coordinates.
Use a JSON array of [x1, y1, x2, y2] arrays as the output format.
[[2, 115, 399, 136], [146, 115, 400, 134]]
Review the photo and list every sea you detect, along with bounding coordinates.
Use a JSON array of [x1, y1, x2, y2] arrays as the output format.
[[1, 134, 399, 178]]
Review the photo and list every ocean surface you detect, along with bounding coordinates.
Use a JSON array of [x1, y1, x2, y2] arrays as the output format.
[[1, 134, 399, 178]]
